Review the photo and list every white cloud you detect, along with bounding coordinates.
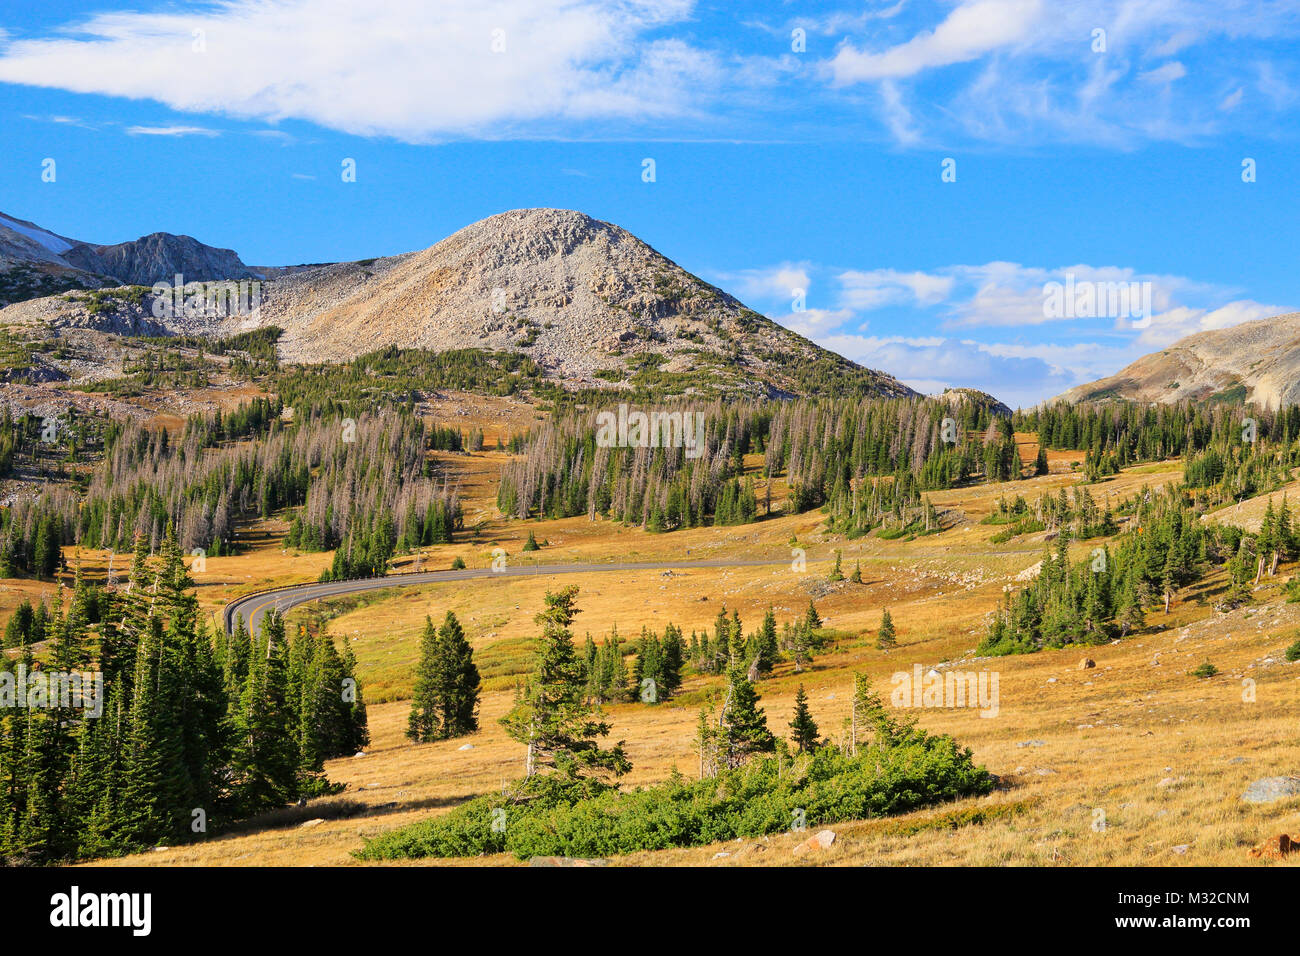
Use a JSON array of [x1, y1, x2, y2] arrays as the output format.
[[1255, 61, 1296, 108], [814, 331, 1074, 408], [1136, 299, 1288, 348], [752, 255, 1292, 405], [877, 79, 921, 146], [0, 0, 708, 143], [838, 268, 954, 310], [1152, 31, 1199, 58], [944, 262, 1146, 327], [126, 125, 220, 137], [824, 1, 1300, 147], [786, 308, 857, 337], [23, 113, 100, 131], [711, 262, 813, 303], [828, 0, 1044, 83], [1139, 61, 1187, 85], [972, 339, 1139, 384]]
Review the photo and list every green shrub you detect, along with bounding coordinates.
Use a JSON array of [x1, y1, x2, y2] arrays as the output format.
[[357, 732, 993, 860]]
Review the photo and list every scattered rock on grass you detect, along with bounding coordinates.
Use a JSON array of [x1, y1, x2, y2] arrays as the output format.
[[792, 830, 837, 855], [528, 856, 609, 867], [1241, 777, 1300, 803]]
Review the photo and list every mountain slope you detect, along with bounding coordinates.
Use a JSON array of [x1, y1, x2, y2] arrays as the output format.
[[1054, 310, 1300, 408], [0, 212, 80, 263], [0, 213, 108, 306], [250, 208, 914, 397], [0, 211, 258, 301], [0, 208, 917, 399]]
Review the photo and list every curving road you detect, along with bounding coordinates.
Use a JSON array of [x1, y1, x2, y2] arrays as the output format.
[[222, 558, 790, 637]]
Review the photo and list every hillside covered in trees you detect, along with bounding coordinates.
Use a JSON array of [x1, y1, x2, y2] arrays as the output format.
[[498, 394, 1013, 532], [0, 528, 368, 864], [0, 403, 462, 584]]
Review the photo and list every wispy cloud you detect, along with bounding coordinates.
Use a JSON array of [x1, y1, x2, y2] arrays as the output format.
[[828, 0, 1044, 83], [821, 0, 1300, 146], [839, 268, 953, 310], [249, 129, 295, 143], [23, 113, 100, 131], [710, 262, 813, 304], [126, 125, 220, 137]]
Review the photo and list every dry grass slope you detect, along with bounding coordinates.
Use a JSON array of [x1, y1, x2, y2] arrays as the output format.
[[34, 441, 1291, 867]]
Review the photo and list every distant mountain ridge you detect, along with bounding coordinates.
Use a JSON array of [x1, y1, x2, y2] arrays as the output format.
[[1054, 310, 1300, 408], [1, 207, 919, 399], [0, 211, 259, 304]]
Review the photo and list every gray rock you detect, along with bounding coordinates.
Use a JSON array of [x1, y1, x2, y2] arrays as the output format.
[[1242, 776, 1300, 803], [528, 856, 610, 867]]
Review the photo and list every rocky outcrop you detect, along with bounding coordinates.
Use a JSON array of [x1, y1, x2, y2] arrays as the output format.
[[937, 387, 1013, 417], [1053, 311, 1300, 408], [61, 232, 259, 286]]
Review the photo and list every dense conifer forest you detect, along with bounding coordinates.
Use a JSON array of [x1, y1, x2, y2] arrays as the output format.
[[1016, 401, 1300, 483], [497, 395, 1007, 530], [0, 527, 368, 863]]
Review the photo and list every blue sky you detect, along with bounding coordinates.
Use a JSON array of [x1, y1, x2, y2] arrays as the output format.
[[2, 0, 1299, 407]]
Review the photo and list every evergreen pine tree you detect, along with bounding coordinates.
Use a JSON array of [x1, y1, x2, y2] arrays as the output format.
[[803, 599, 822, 632], [407, 616, 441, 742], [717, 664, 775, 769], [435, 611, 479, 738], [877, 608, 897, 649], [230, 612, 300, 812], [500, 587, 630, 781], [788, 685, 820, 753]]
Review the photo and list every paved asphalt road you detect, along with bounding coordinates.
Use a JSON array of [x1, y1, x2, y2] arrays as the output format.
[[222, 557, 789, 637]]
